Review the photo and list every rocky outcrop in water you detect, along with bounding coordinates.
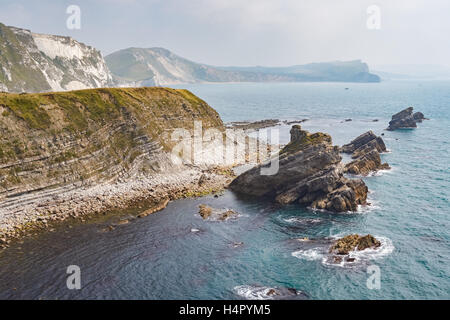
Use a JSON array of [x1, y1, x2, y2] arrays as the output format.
[[387, 107, 427, 130], [341, 131, 386, 154], [198, 204, 238, 221], [230, 125, 368, 212], [226, 119, 280, 131], [329, 234, 381, 255], [341, 131, 390, 175]]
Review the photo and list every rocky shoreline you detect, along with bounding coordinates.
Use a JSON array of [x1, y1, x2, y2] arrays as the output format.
[[0, 106, 420, 248], [0, 166, 233, 248]]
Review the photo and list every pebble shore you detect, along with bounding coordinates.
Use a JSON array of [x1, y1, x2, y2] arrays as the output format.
[[0, 166, 233, 248]]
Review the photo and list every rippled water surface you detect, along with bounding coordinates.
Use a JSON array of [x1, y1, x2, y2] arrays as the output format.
[[0, 81, 449, 299]]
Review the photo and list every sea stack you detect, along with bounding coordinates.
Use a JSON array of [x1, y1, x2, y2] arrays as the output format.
[[387, 107, 427, 130], [230, 125, 368, 212]]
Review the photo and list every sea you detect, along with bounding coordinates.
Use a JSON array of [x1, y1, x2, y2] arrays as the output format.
[[0, 80, 448, 299]]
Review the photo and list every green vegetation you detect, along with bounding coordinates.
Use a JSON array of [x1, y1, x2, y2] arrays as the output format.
[[0, 87, 223, 194], [281, 131, 332, 155]]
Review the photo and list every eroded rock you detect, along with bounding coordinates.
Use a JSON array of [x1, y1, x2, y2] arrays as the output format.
[[342, 131, 390, 176], [341, 131, 386, 154], [387, 107, 427, 130], [198, 205, 238, 221], [329, 234, 381, 255], [198, 204, 213, 219], [230, 125, 368, 212]]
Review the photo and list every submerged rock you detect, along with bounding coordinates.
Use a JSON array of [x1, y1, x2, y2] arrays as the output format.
[[227, 119, 280, 131], [329, 234, 381, 255], [137, 198, 169, 218], [234, 285, 308, 300], [198, 204, 238, 221], [387, 107, 427, 130], [230, 125, 368, 212], [198, 205, 213, 219]]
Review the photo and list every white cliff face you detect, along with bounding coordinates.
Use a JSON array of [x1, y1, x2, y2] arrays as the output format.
[[0, 23, 114, 93]]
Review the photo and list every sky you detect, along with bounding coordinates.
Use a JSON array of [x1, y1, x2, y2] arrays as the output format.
[[0, 0, 449, 68]]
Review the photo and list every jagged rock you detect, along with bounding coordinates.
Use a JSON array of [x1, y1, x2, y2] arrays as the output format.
[[230, 125, 368, 212], [413, 112, 425, 122], [341, 131, 386, 154], [342, 131, 389, 176], [387, 107, 426, 130], [329, 234, 381, 255], [345, 149, 390, 176]]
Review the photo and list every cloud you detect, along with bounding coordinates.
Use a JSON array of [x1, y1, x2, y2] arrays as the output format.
[[1, 0, 449, 67]]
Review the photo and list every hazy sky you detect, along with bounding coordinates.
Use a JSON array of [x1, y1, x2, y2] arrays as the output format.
[[1, 0, 449, 68]]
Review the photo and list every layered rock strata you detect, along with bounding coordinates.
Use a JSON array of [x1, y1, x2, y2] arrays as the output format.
[[387, 107, 427, 130], [341, 131, 390, 175], [0, 87, 230, 241], [230, 125, 368, 212]]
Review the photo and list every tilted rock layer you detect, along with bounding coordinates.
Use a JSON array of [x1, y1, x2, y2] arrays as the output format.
[[0, 87, 228, 238], [387, 107, 427, 131], [341, 131, 390, 175], [0, 87, 222, 199], [230, 125, 368, 212]]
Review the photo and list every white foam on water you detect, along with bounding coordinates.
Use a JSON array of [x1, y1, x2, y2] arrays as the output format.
[[291, 248, 324, 261], [234, 285, 276, 300], [367, 166, 395, 177], [291, 236, 394, 267], [283, 217, 322, 224], [349, 236, 395, 260], [323, 236, 395, 268], [357, 199, 381, 213]]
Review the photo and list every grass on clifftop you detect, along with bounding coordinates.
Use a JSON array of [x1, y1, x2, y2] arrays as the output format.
[[0, 87, 221, 131], [0, 87, 223, 164], [280, 131, 332, 155]]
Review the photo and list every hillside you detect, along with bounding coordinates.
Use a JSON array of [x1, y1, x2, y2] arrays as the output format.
[[0, 87, 222, 199], [0, 87, 229, 237], [106, 47, 380, 85], [0, 23, 114, 93]]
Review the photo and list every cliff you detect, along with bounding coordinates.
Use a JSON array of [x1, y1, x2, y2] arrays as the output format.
[[0, 87, 226, 239], [106, 48, 380, 86], [0, 23, 114, 93]]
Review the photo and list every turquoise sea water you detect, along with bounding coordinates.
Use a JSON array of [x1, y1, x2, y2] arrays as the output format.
[[0, 81, 448, 299]]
